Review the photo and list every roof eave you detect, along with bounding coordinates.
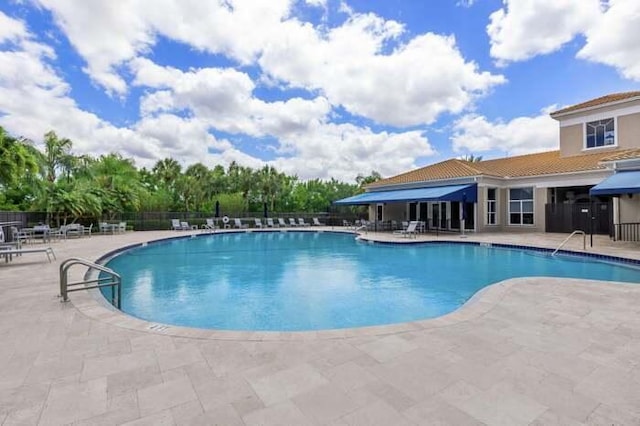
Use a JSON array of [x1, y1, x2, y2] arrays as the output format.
[[366, 175, 483, 192], [550, 95, 640, 120]]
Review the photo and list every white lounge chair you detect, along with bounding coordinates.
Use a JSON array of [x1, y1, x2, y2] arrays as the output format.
[[297, 218, 310, 227], [266, 218, 277, 228], [288, 218, 298, 227], [312, 218, 324, 226], [83, 224, 93, 237], [278, 218, 287, 227], [393, 221, 418, 238], [202, 218, 217, 232], [254, 218, 264, 228], [180, 221, 194, 230], [0, 246, 56, 263], [234, 218, 248, 229], [171, 219, 182, 231], [118, 222, 127, 233]]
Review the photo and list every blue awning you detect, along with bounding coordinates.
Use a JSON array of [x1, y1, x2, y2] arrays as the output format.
[[590, 171, 640, 196], [334, 184, 477, 205]]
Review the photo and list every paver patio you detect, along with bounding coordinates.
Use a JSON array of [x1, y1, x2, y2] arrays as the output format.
[[1, 229, 639, 425]]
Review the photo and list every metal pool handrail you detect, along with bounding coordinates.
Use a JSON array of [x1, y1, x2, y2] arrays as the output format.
[[59, 257, 122, 309], [552, 230, 586, 256]]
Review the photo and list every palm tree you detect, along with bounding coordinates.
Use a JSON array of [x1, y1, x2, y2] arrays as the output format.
[[460, 154, 483, 162], [152, 158, 182, 188], [0, 127, 39, 188], [43, 130, 74, 182]]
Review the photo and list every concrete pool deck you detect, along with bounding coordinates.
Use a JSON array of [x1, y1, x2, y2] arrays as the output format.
[[1, 229, 639, 425]]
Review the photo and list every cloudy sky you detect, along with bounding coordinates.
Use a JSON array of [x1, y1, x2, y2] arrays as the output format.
[[1, 0, 639, 182]]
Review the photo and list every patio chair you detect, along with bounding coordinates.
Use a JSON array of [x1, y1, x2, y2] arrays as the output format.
[[298, 218, 310, 227], [49, 225, 67, 241], [180, 221, 194, 231], [288, 218, 298, 227], [312, 218, 324, 226], [10, 226, 29, 246], [234, 218, 248, 229], [83, 223, 93, 237], [254, 218, 264, 228], [171, 219, 182, 231], [65, 223, 83, 238], [266, 218, 277, 228], [278, 218, 287, 227], [118, 222, 127, 233], [393, 221, 418, 238], [342, 219, 352, 228], [99, 222, 109, 234]]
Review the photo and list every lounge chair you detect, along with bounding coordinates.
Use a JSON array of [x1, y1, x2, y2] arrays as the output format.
[[180, 221, 194, 230], [83, 224, 93, 237], [266, 218, 277, 228], [393, 221, 418, 238], [342, 219, 352, 228], [202, 218, 217, 232], [171, 219, 182, 231], [0, 246, 56, 263], [118, 222, 127, 233], [254, 218, 264, 228], [278, 218, 287, 227], [288, 218, 298, 227], [234, 218, 248, 229], [312, 218, 324, 226], [298, 218, 310, 227]]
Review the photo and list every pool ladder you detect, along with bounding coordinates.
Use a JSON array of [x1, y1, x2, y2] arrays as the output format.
[[552, 230, 586, 256], [59, 257, 122, 309]]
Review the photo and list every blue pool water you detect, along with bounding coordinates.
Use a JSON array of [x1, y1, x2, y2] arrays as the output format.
[[103, 232, 640, 331]]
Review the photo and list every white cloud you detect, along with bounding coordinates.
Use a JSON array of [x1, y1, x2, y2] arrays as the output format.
[[578, 0, 640, 81], [0, 11, 435, 182], [272, 123, 434, 181], [451, 107, 558, 156], [259, 14, 505, 126], [33, 0, 504, 125], [0, 10, 27, 41], [486, 0, 640, 81], [487, 0, 601, 64]]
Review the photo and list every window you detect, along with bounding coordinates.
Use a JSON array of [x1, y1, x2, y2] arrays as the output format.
[[509, 187, 534, 225], [486, 188, 497, 225], [586, 118, 615, 148]]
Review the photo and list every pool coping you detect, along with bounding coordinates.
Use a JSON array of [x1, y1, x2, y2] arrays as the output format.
[[70, 229, 640, 341]]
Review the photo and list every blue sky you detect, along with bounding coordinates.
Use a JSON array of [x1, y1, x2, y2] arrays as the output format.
[[0, 0, 639, 182]]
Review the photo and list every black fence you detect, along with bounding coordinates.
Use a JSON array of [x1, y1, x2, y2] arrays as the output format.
[[614, 223, 640, 242], [545, 202, 612, 235], [0, 210, 362, 231]]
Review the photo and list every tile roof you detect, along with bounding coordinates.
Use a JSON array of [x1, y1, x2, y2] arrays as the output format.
[[551, 91, 640, 116], [600, 148, 640, 162], [366, 159, 499, 188], [368, 149, 640, 188]]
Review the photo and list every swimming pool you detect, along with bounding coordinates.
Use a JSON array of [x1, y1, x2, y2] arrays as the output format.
[[102, 231, 640, 331]]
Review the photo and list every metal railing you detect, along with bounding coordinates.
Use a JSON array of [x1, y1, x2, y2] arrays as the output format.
[[552, 230, 586, 256], [59, 257, 122, 309], [614, 223, 640, 242]]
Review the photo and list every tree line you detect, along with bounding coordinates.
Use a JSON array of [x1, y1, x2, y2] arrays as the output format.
[[0, 127, 380, 224]]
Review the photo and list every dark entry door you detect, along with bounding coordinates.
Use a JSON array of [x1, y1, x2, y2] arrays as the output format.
[[409, 203, 417, 221], [450, 202, 460, 229]]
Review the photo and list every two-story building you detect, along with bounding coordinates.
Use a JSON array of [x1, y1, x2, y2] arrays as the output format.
[[334, 92, 640, 240]]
